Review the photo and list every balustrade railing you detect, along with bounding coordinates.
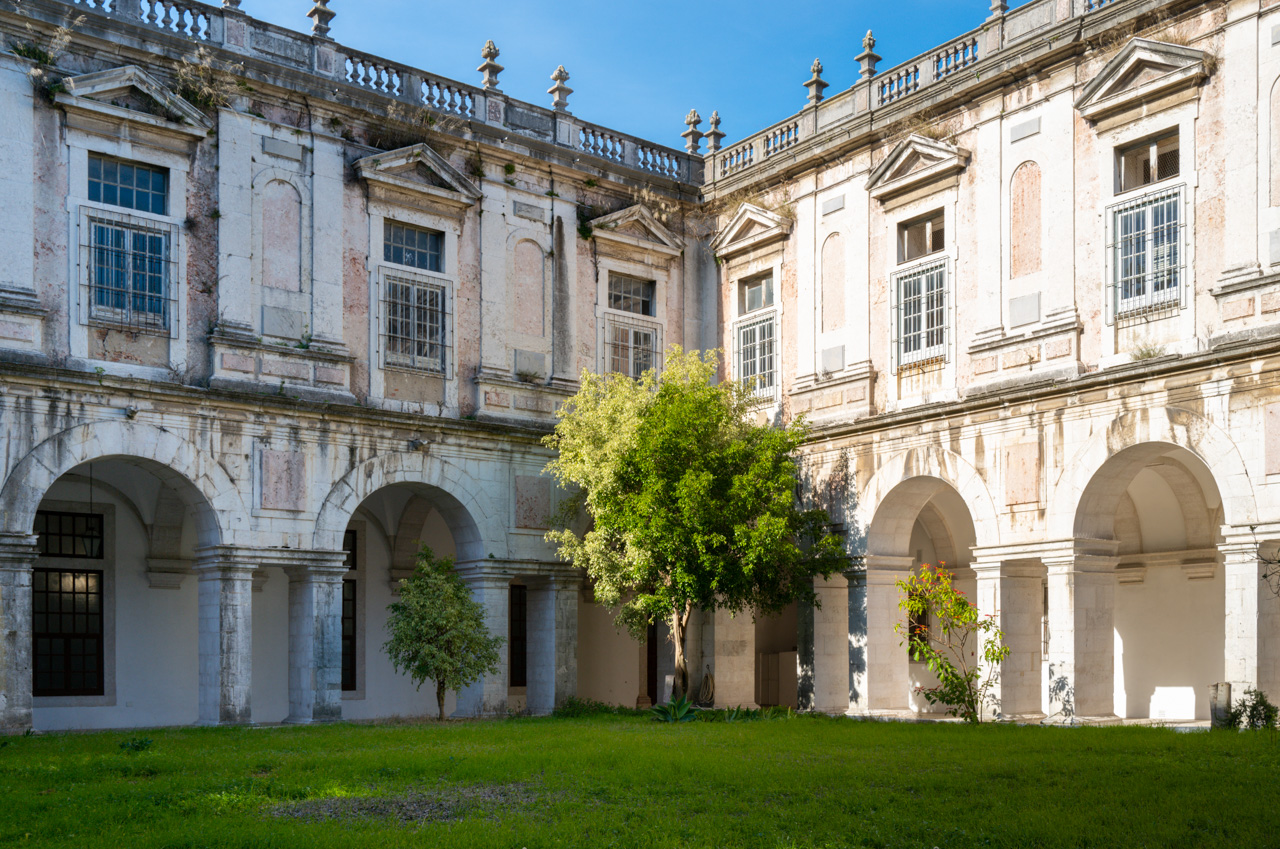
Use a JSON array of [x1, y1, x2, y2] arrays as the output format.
[[933, 35, 978, 80], [719, 141, 755, 178], [139, 0, 213, 40], [580, 126, 626, 164], [762, 121, 799, 158], [70, 0, 115, 11], [344, 51, 404, 97], [877, 64, 920, 106], [1085, 0, 1119, 10], [419, 75, 475, 118], [636, 143, 680, 178]]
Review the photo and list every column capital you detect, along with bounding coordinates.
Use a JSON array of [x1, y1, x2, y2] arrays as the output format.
[[0, 533, 39, 570], [864, 554, 914, 572]]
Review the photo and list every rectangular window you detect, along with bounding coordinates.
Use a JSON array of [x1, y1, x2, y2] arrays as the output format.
[[605, 316, 661, 379], [739, 273, 774, 314], [85, 211, 173, 332], [607, 274, 656, 317], [1109, 186, 1183, 319], [341, 529, 357, 692], [1118, 132, 1179, 193], [895, 258, 948, 368], [899, 210, 945, 264], [509, 584, 527, 689], [384, 221, 443, 273], [736, 311, 778, 399], [383, 270, 449, 374], [34, 511, 104, 559], [32, 568, 104, 697], [88, 154, 168, 215]]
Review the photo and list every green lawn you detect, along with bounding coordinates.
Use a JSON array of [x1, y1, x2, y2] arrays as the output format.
[[2, 713, 1277, 848]]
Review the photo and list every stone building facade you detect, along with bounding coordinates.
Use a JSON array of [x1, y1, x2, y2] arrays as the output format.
[[0, 0, 1277, 731]]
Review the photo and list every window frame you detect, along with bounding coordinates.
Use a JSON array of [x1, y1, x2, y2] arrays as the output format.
[[734, 308, 780, 400], [892, 256, 950, 372], [898, 209, 946, 265], [1105, 184, 1186, 322], [1115, 130, 1179, 195], [596, 261, 670, 380], [380, 267, 452, 377]]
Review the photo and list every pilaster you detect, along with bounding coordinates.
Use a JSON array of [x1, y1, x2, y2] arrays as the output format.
[[527, 576, 579, 714], [0, 534, 38, 733], [1220, 533, 1279, 697], [454, 572, 510, 717], [711, 607, 757, 709], [283, 551, 349, 724], [1043, 540, 1119, 721], [850, 555, 912, 713], [804, 574, 850, 713], [194, 547, 257, 725], [972, 553, 1046, 721]]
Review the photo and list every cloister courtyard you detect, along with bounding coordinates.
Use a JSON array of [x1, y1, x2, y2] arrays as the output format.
[[2, 712, 1276, 848]]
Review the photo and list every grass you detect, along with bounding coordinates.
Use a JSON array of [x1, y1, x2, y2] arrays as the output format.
[[2, 714, 1278, 848]]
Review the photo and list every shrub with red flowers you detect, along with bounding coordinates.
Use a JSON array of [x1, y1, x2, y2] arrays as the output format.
[[894, 564, 1010, 724]]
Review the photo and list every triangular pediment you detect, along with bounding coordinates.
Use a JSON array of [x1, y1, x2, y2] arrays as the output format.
[[354, 143, 482, 211], [58, 65, 210, 133], [865, 135, 969, 203], [1075, 39, 1207, 121], [588, 204, 683, 255], [709, 203, 792, 259]]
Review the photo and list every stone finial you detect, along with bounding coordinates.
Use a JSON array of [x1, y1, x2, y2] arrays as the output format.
[[307, 0, 335, 39], [704, 110, 725, 154], [857, 30, 881, 80], [681, 109, 704, 154], [478, 40, 504, 92], [548, 65, 573, 112], [990, 0, 1009, 14], [804, 58, 829, 105], [222, 0, 242, 8]]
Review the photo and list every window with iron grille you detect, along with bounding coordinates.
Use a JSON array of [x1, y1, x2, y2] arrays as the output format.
[[1117, 132, 1179, 193], [342, 529, 357, 692], [32, 568, 104, 697], [735, 311, 778, 399], [509, 584, 527, 688], [382, 269, 451, 375], [34, 511, 104, 559], [384, 221, 443, 272], [608, 273, 656, 317], [1107, 185, 1185, 321], [604, 315, 661, 379], [893, 258, 948, 370]]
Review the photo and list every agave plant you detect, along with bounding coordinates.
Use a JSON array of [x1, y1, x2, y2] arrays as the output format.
[[650, 694, 696, 723]]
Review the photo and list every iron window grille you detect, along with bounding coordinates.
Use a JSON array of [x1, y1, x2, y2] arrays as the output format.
[[342, 529, 357, 692], [735, 310, 779, 399], [891, 257, 950, 373], [603, 314, 662, 379], [34, 511, 104, 559], [32, 568, 105, 697], [78, 208, 178, 336], [380, 269, 453, 377], [1117, 132, 1179, 194], [1106, 185, 1186, 324]]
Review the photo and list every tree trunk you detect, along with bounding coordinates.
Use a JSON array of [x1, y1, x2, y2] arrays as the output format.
[[437, 687, 447, 721], [671, 608, 688, 701]]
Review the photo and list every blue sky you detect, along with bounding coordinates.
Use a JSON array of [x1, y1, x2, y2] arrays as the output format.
[[244, 1, 1033, 149]]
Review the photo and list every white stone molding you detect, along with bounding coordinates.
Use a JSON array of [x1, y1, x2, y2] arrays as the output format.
[[709, 203, 792, 260], [1074, 39, 1208, 124], [0, 533, 39, 732], [57, 65, 212, 142], [353, 144, 482, 217], [865, 135, 971, 205], [588, 204, 684, 258]]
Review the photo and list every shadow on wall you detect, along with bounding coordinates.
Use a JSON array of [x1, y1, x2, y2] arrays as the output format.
[[1048, 662, 1075, 720]]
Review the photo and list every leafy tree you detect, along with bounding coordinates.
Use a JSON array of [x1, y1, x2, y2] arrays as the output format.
[[383, 546, 504, 720], [544, 347, 848, 698], [894, 564, 1010, 723]]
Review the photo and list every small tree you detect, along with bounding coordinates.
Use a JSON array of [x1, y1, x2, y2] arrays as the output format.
[[894, 564, 1010, 724], [384, 546, 503, 720], [544, 348, 848, 698]]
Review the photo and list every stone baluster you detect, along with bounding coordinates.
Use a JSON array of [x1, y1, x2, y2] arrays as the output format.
[[284, 552, 349, 724], [804, 58, 829, 105], [681, 109, 703, 155], [194, 547, 257, 725], [0, 533, 39, 733], [548, 65, 572, 113]]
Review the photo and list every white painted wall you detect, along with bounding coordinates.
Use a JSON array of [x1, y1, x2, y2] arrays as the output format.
[[576, 599, 640, 706]]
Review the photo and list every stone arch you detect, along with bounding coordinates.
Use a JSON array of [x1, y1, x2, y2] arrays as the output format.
[[820, 232, 845, 333], [0, 420, 243, 546], [312, 451, 505, 562], [1010, 160, 1042, 278], [1046, 406, 1256, 539], [851, 444, 1000, 556]]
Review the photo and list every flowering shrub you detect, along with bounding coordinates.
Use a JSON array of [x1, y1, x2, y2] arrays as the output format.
[[894, 564, 1010, 723]]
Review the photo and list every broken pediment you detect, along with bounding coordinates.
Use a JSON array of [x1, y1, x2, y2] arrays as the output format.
[[709, 202, 792, 260], [56, 65, 211, 140], [588, 204, 683, 257], [1075, 38, 1208, 122], [865, 135, 970, 203], [354, 143, 482, 214]]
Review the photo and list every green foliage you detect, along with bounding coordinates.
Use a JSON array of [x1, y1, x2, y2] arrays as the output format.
[[551, 697, 645, 718], [383, 546, 504, 720], [503, 162, 516, 176], [1226, 687, 1279, 730], [11, 42, 54, 64], [649, 694, 696, 723], [544, 348, 848, 697], [576, 204, 596, 240], [895, 564, 1010, 724], [118, 737, 153, 753]]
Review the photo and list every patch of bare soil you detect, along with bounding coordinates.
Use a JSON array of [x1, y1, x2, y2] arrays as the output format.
[[271, 780, 546, 825]]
